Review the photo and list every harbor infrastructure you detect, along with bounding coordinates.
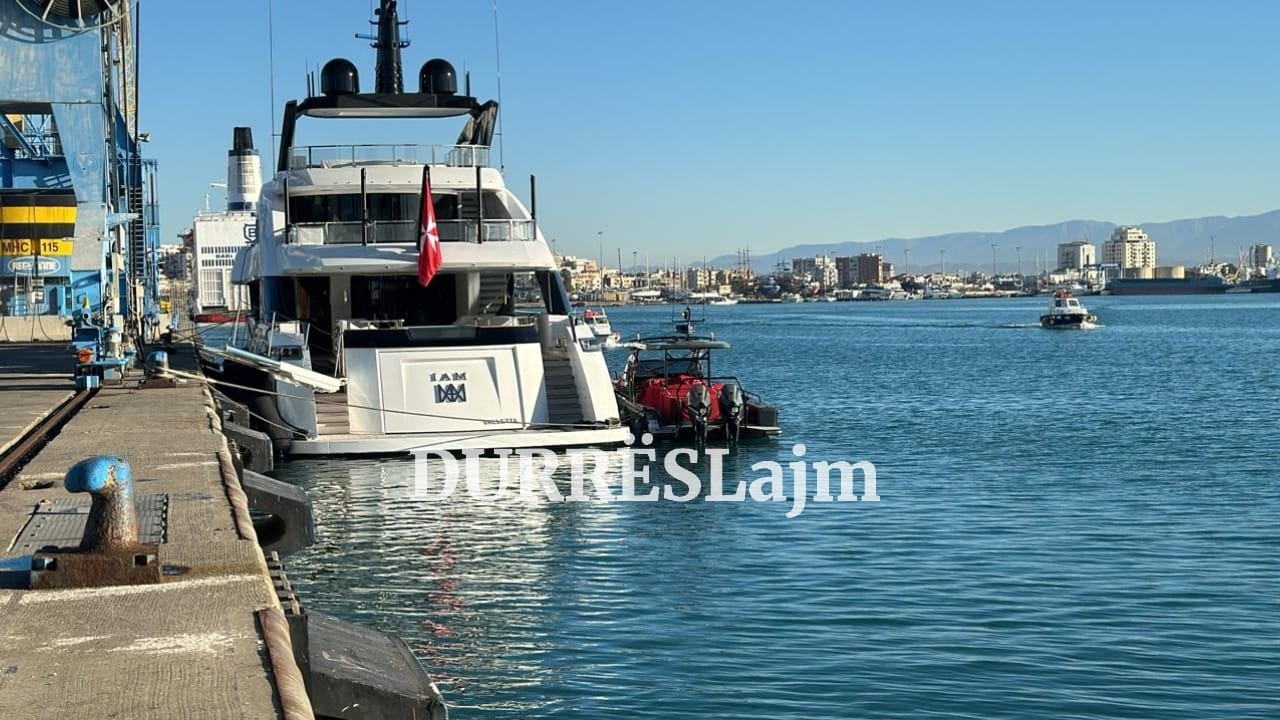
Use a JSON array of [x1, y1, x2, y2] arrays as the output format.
[[0, 334, 448, 719], [0, 341, 308, 718]]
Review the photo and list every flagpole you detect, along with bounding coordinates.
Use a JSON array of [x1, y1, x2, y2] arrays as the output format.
[[417, 164, 429, 252], [417, 163, 443, 288]]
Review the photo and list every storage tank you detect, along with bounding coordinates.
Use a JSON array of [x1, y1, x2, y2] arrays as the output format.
[[1155, 265, 1186, 279], [1136, 266, 1155, 280]]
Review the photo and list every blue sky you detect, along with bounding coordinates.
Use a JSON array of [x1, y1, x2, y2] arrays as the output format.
[[143, 0, 1279, 261]]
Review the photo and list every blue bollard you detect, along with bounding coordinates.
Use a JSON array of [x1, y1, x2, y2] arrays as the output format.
[[145, 350, 170, 376], [64, 456, 139, 552]]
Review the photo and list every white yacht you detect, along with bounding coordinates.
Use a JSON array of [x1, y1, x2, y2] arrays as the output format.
[[581, 308, 620, 347], [217, 1, 627, 455]]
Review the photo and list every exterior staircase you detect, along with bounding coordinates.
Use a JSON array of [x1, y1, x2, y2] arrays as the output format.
[[476, 272, 509, 314], [315, 391, 350, 437], [541, 356, 583, 425]]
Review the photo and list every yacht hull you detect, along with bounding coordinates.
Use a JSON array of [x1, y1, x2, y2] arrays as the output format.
[[1040, 314, 1097, 329], [289, 425, 631, 455]]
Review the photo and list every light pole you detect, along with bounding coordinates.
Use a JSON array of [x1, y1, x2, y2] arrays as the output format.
[[1015, 245, 1022, 278], [904, 247, 911, 276], [990, 244, 998, 279], [940, 249, 946, 277]]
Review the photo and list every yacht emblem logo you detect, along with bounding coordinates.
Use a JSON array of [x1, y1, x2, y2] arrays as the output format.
[[430, 372, 468, 403]]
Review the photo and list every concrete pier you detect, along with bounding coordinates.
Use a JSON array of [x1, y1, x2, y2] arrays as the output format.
[[0, 343, 74, 457], [0, 342, 312, 718]]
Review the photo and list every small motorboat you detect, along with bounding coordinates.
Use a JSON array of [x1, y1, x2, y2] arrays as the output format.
[[582, 308, 621, 347], [1040, 290, 1099, 329], [614, 307, 781, 446]]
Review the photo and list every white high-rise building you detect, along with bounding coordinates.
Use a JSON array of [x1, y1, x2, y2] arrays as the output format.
[[1250, 244, 1273, 269], [1056, 240, 1096, 270], [1101, 226, 1156, 271]]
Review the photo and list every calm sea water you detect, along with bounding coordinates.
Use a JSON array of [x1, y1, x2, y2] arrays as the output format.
[[274, 295, 1280, 719]]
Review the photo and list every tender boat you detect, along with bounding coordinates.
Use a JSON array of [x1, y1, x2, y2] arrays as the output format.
[[1040, 290, 1099, 329], [614, 307, 781, 446], [582, 308, 620, 347], [211, 1, 627, 455]]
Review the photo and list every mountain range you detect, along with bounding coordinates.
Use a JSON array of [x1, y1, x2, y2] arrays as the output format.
[[708, 210, 1280, 274]]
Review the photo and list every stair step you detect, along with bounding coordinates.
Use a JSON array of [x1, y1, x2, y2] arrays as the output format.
[[316, 392, 349, 435], [541, 356, 584, 424]]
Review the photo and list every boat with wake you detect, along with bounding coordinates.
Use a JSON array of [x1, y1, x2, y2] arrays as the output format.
[[614, 307, 780, 446]]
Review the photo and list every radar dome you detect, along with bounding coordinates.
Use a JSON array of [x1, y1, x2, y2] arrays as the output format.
[[320, 58, 360, 96], [419, 59, 457, 95]]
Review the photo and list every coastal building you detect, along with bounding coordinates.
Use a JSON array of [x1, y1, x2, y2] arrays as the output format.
[[159, 242, 188, 281], [856, 253, 884, 284], [790, 256, 837, 289], [835, 256, 855, 287], [1251, 244, 1272, 269], [559, 255, 601, 292], [1056, 240, 1096, 270], [1102, 227, 1156, 275], [817, 258, 837, 289], [684, 267, 714, 292]]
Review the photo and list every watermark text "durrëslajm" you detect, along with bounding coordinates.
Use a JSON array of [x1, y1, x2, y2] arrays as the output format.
[[412, 442, 878, 518]]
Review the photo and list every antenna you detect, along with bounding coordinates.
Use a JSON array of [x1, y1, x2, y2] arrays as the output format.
[[493, 0, 505, 170]]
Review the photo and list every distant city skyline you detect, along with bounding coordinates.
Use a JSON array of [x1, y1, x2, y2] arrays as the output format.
[[145, 1, 1280, 261]]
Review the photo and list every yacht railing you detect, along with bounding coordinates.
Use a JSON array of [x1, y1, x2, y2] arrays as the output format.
[[288, 144, 490, 170], [289, 218, 537, 245]]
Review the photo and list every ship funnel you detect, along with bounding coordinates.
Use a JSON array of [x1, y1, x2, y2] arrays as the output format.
[[226, 127, 261, 212]]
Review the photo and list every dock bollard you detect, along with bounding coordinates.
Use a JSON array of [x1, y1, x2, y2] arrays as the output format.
[[27, 456, 160, 589], [64, 456, 139, 552], [145, 350, 170, 377]]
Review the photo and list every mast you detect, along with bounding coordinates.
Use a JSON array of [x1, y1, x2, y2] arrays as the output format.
[[360, 0, 410, 94]]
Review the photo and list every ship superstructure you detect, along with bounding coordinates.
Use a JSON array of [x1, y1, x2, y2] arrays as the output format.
[[215, 0, 626, 455]]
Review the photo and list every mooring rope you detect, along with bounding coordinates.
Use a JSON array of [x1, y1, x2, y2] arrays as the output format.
[[168, 366, 621, 431], [258, 606, 316, 720], [204, 383, 315, 719]]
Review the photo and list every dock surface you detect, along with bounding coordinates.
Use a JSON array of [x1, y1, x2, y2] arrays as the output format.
[[0, 343, 73, 457], [0, 342, 308, 719]]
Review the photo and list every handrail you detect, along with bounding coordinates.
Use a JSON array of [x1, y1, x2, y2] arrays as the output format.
[[288, 218, 536, 245], [288, 144, 490, 170]]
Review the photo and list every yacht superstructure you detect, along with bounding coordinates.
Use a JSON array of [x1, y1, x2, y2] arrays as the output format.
[[219, 0, 626, 455]]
